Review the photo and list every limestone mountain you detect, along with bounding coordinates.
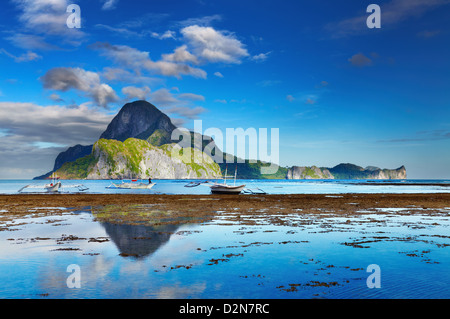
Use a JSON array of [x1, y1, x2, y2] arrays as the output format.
[[56, 138, 222, 180], [99, 100, 176, 143], [36, 100, 222, 180]]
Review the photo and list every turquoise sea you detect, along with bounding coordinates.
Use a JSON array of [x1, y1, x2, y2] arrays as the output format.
[[1, 178, 450, 195]]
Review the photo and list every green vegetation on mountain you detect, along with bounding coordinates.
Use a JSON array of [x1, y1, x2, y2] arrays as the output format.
[[56, 154, 98, 179], [56, 138, 222, 180]]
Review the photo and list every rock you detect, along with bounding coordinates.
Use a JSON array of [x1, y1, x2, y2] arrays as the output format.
[[286, 163, 406, 180], [99, 100, 176, 142], [56, 138, 222, 180], [286, 166, 334, 179]]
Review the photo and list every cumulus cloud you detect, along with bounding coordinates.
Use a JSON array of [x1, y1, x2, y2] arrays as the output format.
[[149, 88, 180, 106], [148, 60, 207, 79], [162, 45, 199, 64], [11, 0, 85, 45], [40, 67, 119, 108], [181, 25, 249, 64], [91, 83, 119, 107], [214, 71, 224, 78], [121, 86, 151, 100], [91, 42, 207, 79]]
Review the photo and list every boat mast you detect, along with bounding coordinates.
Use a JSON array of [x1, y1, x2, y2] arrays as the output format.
[[224, 165, 228, 184]]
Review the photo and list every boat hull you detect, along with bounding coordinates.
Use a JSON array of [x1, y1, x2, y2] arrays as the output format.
[[45, 182, 61, 193], [110, 182, 155, 190], [210, 184, 245, 194]]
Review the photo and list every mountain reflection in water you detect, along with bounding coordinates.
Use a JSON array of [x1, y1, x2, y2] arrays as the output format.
[[100, 222, 181, 259]]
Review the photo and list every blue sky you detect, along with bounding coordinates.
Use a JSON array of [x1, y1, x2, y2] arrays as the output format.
[[0, 0, 449, 179]]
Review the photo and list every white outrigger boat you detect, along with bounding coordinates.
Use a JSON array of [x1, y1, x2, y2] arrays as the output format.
[[18, 173, 89, 193], [185, 166, 264, 195], [209, 166, 245, 194], [106, 179, 155, 190]]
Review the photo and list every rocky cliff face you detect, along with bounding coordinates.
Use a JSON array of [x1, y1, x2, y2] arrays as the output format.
[[363, 165, 407, 179], [286, 163, 406, 180], [56, 138, 222, 180], [100, 100, 176, 142], [286, 166, 334, 179]]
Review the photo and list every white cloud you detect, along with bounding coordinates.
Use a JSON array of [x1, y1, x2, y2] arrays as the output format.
[[102, 67, 162, 86], [176, 14, 222, 27], [12, 0, 85, 43], [40, 67, 119, 108], [102, 0, 119, 10], [91, 83, 119, 108], [148, 88, 180, 106], [181, 25, 249, 64], [251, 51, 271, 62], [91, 42, 207, 79], [151, 30, 177, 40], [0, 49, 42, 62], [162, 45, 199, 64], [146, 60, 207, 79], [121, 86, 151, 100], [178, 93, 205, 101], [214, 71, 224, 78]]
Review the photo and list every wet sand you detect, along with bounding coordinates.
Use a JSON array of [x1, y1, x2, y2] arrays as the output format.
[[1, 193, 449, 224]]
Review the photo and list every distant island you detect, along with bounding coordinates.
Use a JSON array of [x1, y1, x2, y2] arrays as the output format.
[[286, 164, 406, 180], [34, 100, 406, 180]]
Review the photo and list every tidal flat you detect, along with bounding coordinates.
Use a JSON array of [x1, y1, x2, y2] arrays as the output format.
[[0, 193, 449, 299]]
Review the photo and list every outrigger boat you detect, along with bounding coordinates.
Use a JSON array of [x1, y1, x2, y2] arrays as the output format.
[[106, 178, 155, 190], [18, 173, 88, 193], [209, 166, 245, 194], [185, 166, 265, 195]]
